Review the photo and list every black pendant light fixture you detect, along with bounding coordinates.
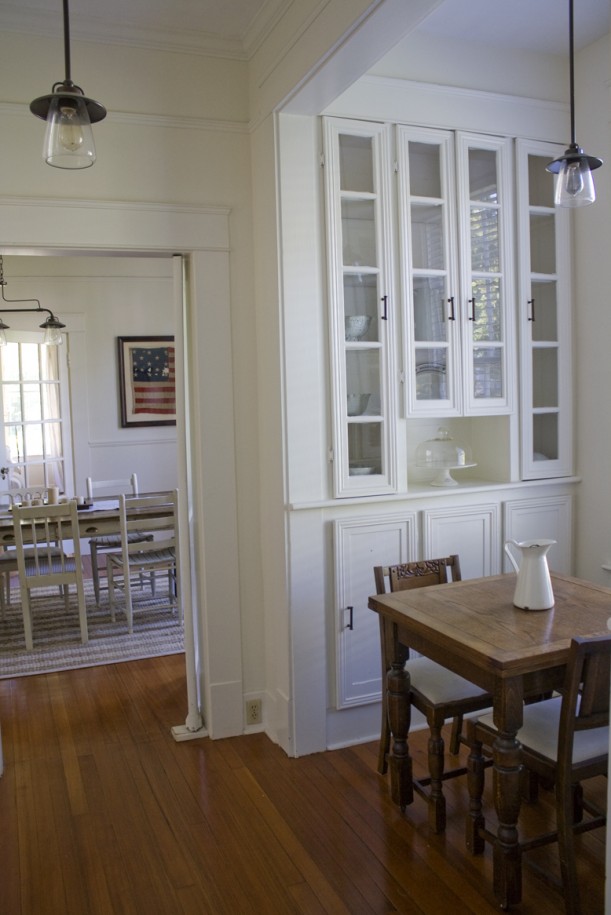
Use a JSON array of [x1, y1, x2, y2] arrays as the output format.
[[29, 0, 106, 169], [0, 257, 66, 346], [546, 0, 603, 206]]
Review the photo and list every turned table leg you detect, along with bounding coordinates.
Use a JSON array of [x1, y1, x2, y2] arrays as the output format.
[[387, 660, 413, 811], [492, 682, 524, 909]]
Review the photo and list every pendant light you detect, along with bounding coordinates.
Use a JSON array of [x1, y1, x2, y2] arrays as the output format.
[[546, 0, 602, 206], [0, 257, 66, 346], [29, 0, 106, 169]]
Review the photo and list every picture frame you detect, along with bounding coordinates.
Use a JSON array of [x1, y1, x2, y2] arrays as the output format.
[[117, 336, 176, 427]]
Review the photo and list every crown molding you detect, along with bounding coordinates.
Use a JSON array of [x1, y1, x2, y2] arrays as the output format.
[[0, 0, 287, 60]]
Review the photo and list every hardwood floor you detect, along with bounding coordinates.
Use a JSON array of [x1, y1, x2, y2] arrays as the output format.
[[0, 655, 605, 914]]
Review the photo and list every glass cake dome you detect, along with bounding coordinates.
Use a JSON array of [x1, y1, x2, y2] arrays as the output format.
[[415, 427, 476, 486]]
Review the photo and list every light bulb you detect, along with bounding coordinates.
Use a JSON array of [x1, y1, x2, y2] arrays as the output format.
[[554, 156, 596, 207], [57, 105, 85, 152]]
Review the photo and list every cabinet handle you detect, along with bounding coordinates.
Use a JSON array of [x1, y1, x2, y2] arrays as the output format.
[[447, 296, 455, 321], [527, 298, 536, 322], [346, 605, 354, 630], [468, 298, 476, 321], [380, 295, 388, 321]]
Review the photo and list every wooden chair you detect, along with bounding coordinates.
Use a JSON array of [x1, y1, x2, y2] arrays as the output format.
[[85, 474, 153, 605], [374, 556, 492, 833], [0, 488, 61, 614], [106, 491, 179, 634], [466, 635, 610, 915], [13, 499, 88, 651]]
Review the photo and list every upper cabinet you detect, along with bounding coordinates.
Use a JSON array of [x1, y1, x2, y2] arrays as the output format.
[[397, 126, 515, 417], [323, 118, 398, 497], [516, 139, 573, 479], [323, 117, 572, 498]]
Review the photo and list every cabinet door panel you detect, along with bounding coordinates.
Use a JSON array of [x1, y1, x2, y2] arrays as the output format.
[[503, 495, 573, 574], [334, 514, 417, 708], [422, 503, 500, 579]]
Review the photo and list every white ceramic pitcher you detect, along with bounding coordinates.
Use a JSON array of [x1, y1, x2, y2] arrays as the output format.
[[504, 539, 556, 610]]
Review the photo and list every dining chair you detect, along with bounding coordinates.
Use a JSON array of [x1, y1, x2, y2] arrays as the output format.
[[374, 556, 492, 833], [12, 499, 88, 651], [105, 490, 179, 634], [85, 473, 153, 605], [466, 634, 610, 915], [0, 488, 62, 615]]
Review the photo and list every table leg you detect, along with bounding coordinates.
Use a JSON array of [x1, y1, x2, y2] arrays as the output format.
[[387, 660, 413, 811], [492, 684, 524, 909]]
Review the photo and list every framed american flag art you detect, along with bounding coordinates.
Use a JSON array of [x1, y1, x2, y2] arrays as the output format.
[[117, 336, 176, 427]]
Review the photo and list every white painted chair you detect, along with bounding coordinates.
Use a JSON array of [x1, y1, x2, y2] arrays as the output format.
[[13, 499, 88, 651], [106, 490, 179, 634], [0, 488, 61, 615], [85, 474, 153, 605]]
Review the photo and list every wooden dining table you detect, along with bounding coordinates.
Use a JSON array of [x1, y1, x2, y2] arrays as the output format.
[[0, 494, 175, 546], [368, 571, 611, 909]]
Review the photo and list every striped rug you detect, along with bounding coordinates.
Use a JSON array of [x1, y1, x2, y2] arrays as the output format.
[[0, 578, 183, 679]]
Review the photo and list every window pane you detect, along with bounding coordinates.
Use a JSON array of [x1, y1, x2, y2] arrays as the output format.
[[42, 383, 61, 420], [471, 207, 499, 272], [40, 345, 59, 382], [2, 383, 22, 423], [5, 426, 23, 465], [473, 347, 503, 399], [0, 342, 20, 379], [24, 423, 44, 458], [22, 383, 42, 421], [471, 278, 502, 342], [20, 344, 41, 380]]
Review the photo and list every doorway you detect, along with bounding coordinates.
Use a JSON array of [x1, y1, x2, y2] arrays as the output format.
[[0, 197, 244, 740]]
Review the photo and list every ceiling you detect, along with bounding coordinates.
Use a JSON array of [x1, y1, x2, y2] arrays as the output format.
[[0, 0, 609, 58]]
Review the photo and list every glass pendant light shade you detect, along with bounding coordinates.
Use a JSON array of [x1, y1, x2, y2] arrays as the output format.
[[43, 92, 96, 169], [40, 314, 66, 346], [548, 145, 601, 207]]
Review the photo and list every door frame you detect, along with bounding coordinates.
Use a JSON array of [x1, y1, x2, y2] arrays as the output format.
[[0, 196, 244, 740]]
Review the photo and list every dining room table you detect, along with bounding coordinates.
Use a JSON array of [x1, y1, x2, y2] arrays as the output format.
[[368, 570, 611, 909], [0, 493, 176, 546]]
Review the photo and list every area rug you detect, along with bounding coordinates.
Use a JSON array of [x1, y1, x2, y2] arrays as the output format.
[[0, 579, 184, 679]]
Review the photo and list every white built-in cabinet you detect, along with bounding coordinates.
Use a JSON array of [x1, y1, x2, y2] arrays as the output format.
[[516, 139, 573, 479], [397, 126, 515, 417], [323, 116, 576, 713]]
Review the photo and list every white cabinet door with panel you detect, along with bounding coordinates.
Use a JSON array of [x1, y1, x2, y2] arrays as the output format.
[[503, 494, 573, 574], [333, 513, 417, 708], [422, 502, 500, 579]]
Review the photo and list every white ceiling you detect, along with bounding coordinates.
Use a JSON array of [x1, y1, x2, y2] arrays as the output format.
[[0, 0, 609, 57]]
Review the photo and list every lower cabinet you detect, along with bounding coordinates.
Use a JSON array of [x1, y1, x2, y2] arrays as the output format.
[[333, 513, 417, 708], [332, 488, 574, 709]]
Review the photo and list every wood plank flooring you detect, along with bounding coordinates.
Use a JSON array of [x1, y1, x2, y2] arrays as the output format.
[[0, 654, 605, 914]]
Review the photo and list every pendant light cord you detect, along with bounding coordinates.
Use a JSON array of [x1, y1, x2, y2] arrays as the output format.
[[63, 0, 72, 84], [568, 0, 576, 146]]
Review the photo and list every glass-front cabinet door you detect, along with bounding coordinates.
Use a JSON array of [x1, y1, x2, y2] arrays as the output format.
[[323, 117, 398, 496], [398, 127, 514, 416], [516, 139, 572, 478], [455, 132, 515, 414], [397, 126, 460, 415]]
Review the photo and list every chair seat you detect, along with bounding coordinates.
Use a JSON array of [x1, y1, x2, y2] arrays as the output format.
[[477, 697, 610, 765], [407, 657, 489, 706], [23, 555, 78, 578], [107, 547, 176, 571], [89, 532, 153, 549]]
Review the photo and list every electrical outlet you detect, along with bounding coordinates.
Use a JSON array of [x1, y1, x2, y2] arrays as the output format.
[[245, 698, 262, 725]]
